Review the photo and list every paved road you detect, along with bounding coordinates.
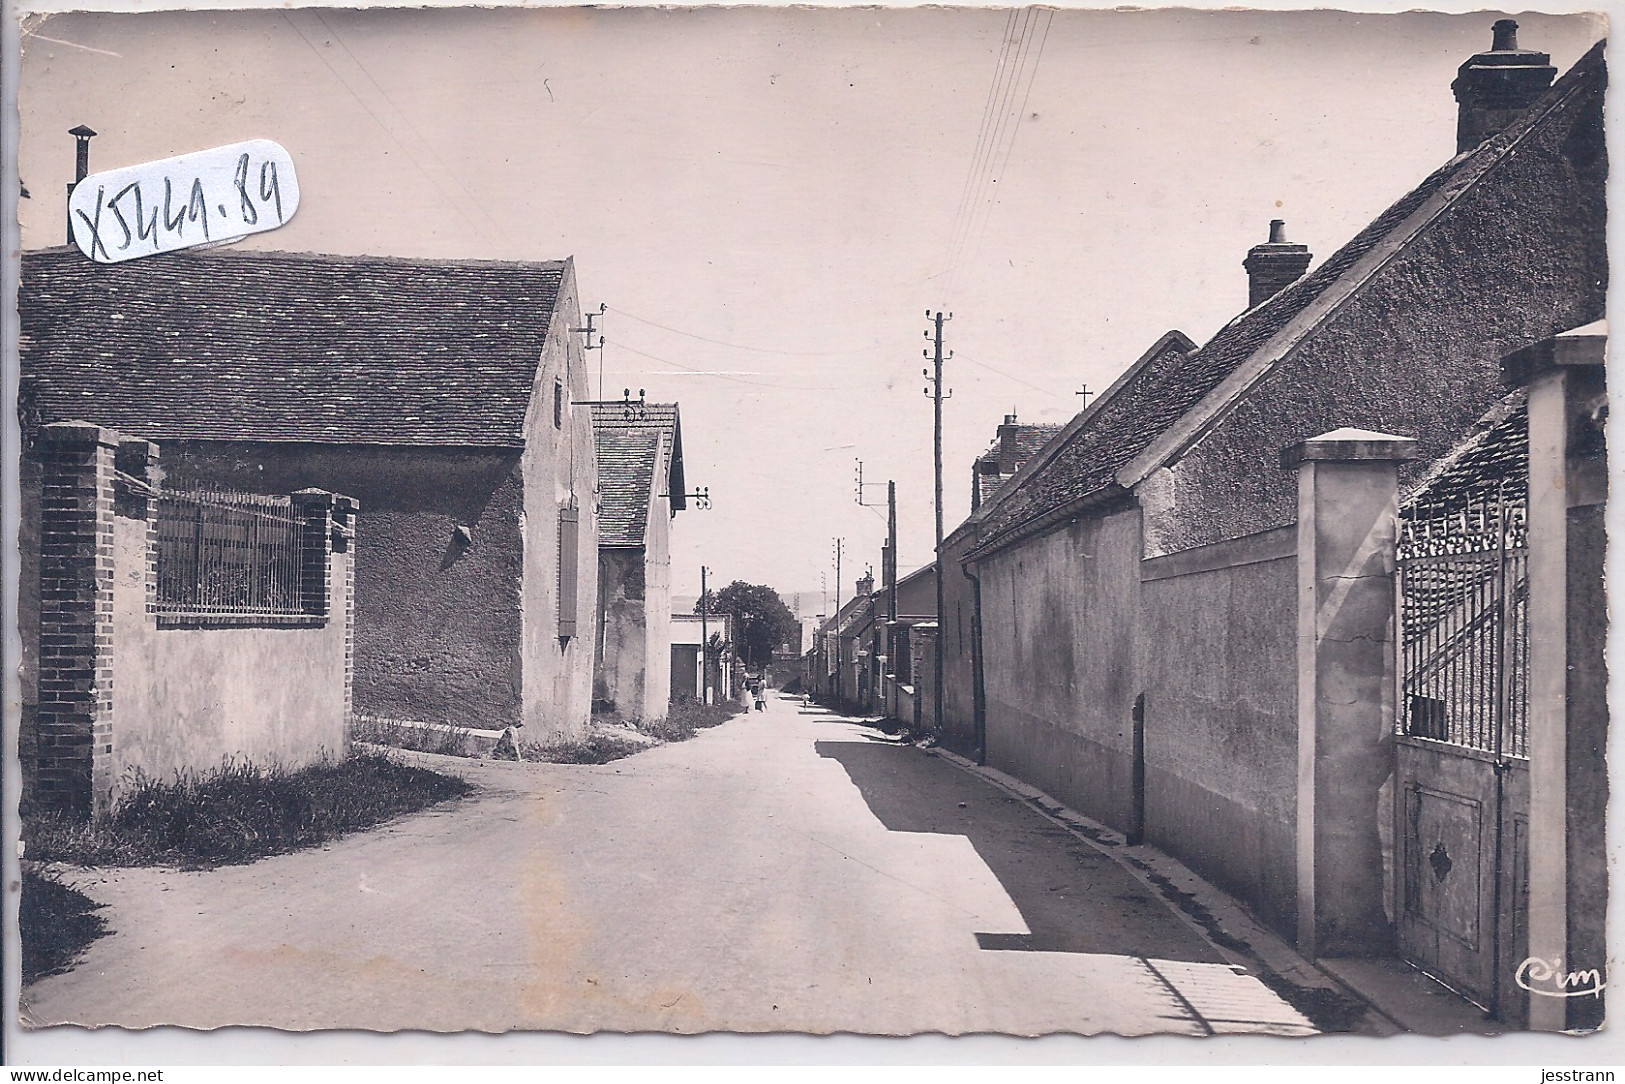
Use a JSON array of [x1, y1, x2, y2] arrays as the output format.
[[24, 692, 1315, 1036]]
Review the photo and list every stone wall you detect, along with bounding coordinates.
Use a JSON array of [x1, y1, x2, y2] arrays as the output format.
[[973, 504, 1145, 831], [1140, 526, 1299, 935]]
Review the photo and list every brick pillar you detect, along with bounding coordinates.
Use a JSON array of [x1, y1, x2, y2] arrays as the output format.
[[333, 495, 360, 746], [290, 489, 335, 618], [1282, 428, 1417, 958], [1503, 322, 1608, 1032], [33, 422, 120, 818]]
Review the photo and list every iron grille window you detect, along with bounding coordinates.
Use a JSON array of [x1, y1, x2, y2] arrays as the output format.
[[156, 490, 307, 617]]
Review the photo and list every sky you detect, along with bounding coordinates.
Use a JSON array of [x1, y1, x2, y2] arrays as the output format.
[[16, 6, 1607, 603]]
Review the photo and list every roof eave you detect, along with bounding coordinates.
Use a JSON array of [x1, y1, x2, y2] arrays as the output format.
[[965, 483, 1133, 563]]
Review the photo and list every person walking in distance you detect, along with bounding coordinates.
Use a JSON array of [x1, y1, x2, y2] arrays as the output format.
[[752, 677, 767, 712]]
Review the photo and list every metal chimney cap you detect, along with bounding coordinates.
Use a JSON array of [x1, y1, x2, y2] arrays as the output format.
[[68, 124, 97, 138]]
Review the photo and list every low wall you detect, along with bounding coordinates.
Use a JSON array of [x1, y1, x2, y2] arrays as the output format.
[[1140, 525, 1300, 936], [24, 423, 355, 817], [110, 509, 352, 789]]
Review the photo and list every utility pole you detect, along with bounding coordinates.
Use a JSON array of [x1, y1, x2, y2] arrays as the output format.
[[833, 538, 844, 701], [923, 310, 952, 736], [885, 478, 899, 725], [570, 303, 606, 399], [886, 479, 898, 623], [699, 564, 709, 705]]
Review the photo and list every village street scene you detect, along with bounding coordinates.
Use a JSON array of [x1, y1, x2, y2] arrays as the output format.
[[6, 5, 1611, 1052]]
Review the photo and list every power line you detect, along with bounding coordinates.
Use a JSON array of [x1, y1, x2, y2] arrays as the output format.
[[942, 8, 1019, 272], [604, 306, 874, 357], [312, 12, 506, 246], [601, 337, 845, 392], [942, 9, 1030, 289], [957, 7, 1036, 257], [955, 350, 1062, 397], [962, 7, 1055, 280], [282, 13, 494, 247]]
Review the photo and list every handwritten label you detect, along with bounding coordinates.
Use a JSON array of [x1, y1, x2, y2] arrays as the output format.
[[1516, 956, 1606, 999], [68, 139, 299, 264]]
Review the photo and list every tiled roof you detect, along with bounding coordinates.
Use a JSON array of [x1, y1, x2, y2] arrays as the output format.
[[19, 247, 566, 447], [594, 428, 662, 547], [971, 332, 1194, 546], [968, 42, 1602, 556], [1402, 391, 1527, 515], [586, 400, 686, 518]]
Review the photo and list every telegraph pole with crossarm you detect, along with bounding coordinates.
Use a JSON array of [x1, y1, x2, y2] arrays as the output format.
[[923, 310, 952, 737]]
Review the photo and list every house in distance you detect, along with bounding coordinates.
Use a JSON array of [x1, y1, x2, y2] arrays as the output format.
[[587, 397, 688, 723]]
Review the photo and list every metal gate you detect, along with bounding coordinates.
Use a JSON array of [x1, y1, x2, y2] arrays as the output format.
[[1395, 479, 1529, 1023]]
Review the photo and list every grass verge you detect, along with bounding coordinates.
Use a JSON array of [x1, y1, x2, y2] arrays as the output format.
[[22, 751, 473, 870], [524, 700, 749, 764], [640, 698, 747, 743], [20, 867, 109, 984]]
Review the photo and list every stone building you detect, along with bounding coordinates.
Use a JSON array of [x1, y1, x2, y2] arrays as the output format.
[[588, 400, 687, 723], [20, 246, 601, 742], [933, 26, 1604, 1012]]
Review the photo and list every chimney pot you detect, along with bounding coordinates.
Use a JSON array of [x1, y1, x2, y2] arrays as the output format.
[[1268, 219, 1287, 244], [1003, 413, 1017, 425], [66, 124, 97, 246], [1491, 19, 1519, 52]]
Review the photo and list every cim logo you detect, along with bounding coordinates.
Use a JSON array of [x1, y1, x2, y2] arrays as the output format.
[[69, 139, 299, 263], [1516, 957, 1607, 999]]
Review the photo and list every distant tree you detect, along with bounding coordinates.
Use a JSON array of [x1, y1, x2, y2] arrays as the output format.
[[697, 581, 799, 670]]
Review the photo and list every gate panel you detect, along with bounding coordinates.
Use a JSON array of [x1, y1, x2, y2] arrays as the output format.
[[1397, 739, 1495, 1002], [1396, 480, 1529, 1018]]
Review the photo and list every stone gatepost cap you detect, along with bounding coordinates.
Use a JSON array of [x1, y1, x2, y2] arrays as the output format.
[[1280, 427, 1418, 469], [38, 420, 120, 446], [1501, 319, 1607, 388], [115, 436, 160, 458], [290, 487, 336, 507]]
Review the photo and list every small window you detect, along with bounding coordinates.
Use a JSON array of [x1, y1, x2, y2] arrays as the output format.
[[553, 380, 564, 429]]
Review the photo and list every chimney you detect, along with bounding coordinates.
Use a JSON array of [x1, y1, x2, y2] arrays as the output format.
[[998, 413, 1022, 461], [856, 572, 874, 598], [1452, 20, 1556, 154], [65, 124, 96, 246], [1243, 220, 1312, 308]]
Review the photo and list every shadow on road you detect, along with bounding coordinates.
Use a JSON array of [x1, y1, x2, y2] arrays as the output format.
[[815, 738, 1223, 964]]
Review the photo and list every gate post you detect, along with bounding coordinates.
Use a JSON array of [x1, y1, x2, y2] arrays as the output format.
[[32, 421, 121, 819], [1283, 428, 1416, 958], [1503, 322, 1608, 1032]]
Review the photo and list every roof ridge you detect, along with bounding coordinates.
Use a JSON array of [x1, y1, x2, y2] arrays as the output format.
[[22, 245, 572, 273]]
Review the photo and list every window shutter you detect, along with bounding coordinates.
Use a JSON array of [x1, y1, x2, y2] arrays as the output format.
[[558, 505, 579, 638]]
